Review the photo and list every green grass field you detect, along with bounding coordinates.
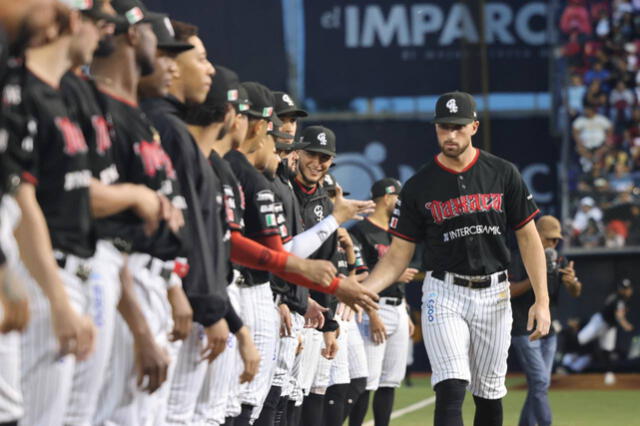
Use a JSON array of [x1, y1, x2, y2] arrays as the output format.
[[351, 376, 639, 426]]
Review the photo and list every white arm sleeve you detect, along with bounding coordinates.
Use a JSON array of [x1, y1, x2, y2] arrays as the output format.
[[283, 214, 340, 258]]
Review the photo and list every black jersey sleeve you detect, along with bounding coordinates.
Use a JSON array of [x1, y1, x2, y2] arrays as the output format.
[[504, 163, 539, 230], [388, 181, 424, 242]]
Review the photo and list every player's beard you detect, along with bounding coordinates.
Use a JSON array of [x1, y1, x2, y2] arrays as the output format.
[[94, 36, 115, 58], [440, 138, 470, 158]]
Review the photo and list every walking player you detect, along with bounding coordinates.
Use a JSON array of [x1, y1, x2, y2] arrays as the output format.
[[360, 92, 551, 426]]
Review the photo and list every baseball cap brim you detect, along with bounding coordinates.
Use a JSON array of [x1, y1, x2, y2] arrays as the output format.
[[269, 130, 294, 140], [277, 108, 308, 118], [433, 116, 475, 125], [276, 141, 309, 151], [542, 230, 564, 240], [304, 147, 335, 157], [157, 41, 194, 53]]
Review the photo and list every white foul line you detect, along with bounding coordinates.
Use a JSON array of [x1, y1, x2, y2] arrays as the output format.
[[362, 396, 436, 426]]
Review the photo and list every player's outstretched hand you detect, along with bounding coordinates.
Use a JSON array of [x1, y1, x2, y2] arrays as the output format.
[[335, 275, 380, 312], [201, 318, 230, 363], [300, 259, 337, 288], [0, 267, 30, 333], [167, 285, 193, 342], [236, 326, 261, 383], [332, 186, 375, 223], [134, 335, 170, 393], [279, 303, 293, 337], [398, 267, 419, 283], [304, 298, 327, 329], [527, 301, 551, 341], [368, 310, 387, 344], [51, 300, 95, 361], [321, 331, 338, 360]]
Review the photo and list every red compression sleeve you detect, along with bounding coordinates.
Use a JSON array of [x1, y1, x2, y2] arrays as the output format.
[[230, 231, 339, 294], [255, 234, 284, 251]]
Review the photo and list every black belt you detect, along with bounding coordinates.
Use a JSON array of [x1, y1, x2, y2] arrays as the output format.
[[432, 271, 507, 289], [56, 256, 91, 282], [144, 258, 173, 282], [382, 297, 402, 306]]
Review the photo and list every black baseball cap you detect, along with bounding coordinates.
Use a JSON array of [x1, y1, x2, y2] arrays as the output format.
[[59, 0, 120, 22], [152, 15, 193, 53], [112, 0, 163, 29], [242, 82, 276, 120], [371, 178, 402, 199], [322, 173, 350, 196], [299, 126, 336, 157], [433, 91, 478, 125], [619, 278, 632, 289], [273, 91, 308, 118], [275, 140, 309, 151]]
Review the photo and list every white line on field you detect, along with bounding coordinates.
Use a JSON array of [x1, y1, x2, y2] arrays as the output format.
[[362, 395, 436, 426]]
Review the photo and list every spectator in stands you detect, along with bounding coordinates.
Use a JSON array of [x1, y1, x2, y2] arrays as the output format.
[[609, 161, 635, 192], [578, 218, 605, 247], [568, 74, 587, 117], [627, 203, 640, 244], [584, 62, 611, 90], [595, 9, 612, 38], [572, 196, 604, 237], [584, 80, 607, 113], [561, 0, 592, 36], [604, 220, 627, 247], [609, 80, 635, 122], [572, 104, 612, 171], [614, 0, 634, 24]]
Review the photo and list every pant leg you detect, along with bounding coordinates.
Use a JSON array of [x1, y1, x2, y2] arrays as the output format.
[[359, 313, 388, 391], [379, 304, 410, 389], [421, 275, 472, 390], [298, 329, 323, 396], [0, 332, 21, 423], [19, 265, 88, 426], [577, 313, 608, 346], [65, 241, 123, 425], [328, 320, 350, 387], [345, 319, 368, 381], [273, 313, 305, 393], [511, 336, 552, 426], [467, 280, 512, 400]]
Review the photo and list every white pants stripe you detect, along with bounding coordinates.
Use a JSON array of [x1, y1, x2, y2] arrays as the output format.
[[421, 271, 511, 400], [273, 312, 305, 391]]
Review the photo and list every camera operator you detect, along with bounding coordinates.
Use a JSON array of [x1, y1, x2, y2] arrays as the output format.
[[509, 215, 582, 426]]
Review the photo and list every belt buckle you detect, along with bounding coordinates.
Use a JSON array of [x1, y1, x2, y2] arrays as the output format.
[[77, 263, 91, 282]]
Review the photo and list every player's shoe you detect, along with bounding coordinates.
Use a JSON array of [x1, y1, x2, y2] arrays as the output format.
[[604, 371, 616, 385]]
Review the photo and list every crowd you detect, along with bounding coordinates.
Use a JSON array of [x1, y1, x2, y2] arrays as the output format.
[[561, 0, 640, 247], [0, 1, 421, 426]]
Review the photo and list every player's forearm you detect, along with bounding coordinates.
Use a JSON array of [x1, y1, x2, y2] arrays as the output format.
[[13, 184, 69, 308], [515, 222, 549, 304], [509, 278, 532, 297], [89, 179, 139, 218], [286, 215, 339, 258], [117, 264, 154, 340], [363, 237, 415, 294]]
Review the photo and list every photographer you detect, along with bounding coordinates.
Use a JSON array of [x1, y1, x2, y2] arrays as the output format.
[[509, 215, 582, 426]]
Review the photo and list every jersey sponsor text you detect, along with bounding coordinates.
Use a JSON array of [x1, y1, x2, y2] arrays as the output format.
[[443, 224, 502, 242], [426, 193, 503, 224]]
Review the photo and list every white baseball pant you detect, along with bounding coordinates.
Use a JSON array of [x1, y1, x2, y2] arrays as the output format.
[[272, 311, 305, 392], [328, 320, 350, 387], [64, 240, 124, 425], [297, 328, 323, 397], [19, 253, 92, 426], [0, 195, 23, 423], [422, 271, 512, 400], [93, 253, 178, 426], [346, 318, 368, 380], [359, 299, 410, 391], [577, 312, 617, 351]]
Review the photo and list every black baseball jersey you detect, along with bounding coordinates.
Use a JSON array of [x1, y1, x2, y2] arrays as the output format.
[[390, 149, 539, 276], [268, 163, 308, 316], [351, 218, 405, 299], [98, 91, 184, 260], [291, 177, 339, 332], [509, 248, 566, 336], [225, 149, 280, 285], [20, 71, 95, 258], [601, 293, 627, 327]]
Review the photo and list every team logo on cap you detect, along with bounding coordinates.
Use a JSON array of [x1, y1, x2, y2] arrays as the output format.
[[67, 0, 93, 9], [282, 94, 295, 107], [239, 103, 249, 112], [125, 7, 144, 24], [317, 132, 327, 145], [385, 185, 395, 194], [163, 17, 175, 37], [262, 107, 273, 117], [446, 99, 458, 114], [227, 90, 239, 102]]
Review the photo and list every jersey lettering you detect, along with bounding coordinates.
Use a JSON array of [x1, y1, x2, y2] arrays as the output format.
[[425, 193, 503, 224], [91, 115, 112, 155], [374, 243, 389, 258], [134, 140, 176, 179], [55, 117, 88, 155]]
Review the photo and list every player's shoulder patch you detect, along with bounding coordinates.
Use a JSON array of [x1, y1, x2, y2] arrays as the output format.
[[256, 189, 274, 202]]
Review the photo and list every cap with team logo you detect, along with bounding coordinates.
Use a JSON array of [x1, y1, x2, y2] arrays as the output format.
[[58, 0, 120, 22], [112, 0, 163, 29], [273, 91, 308, 118], [618, 278, 633, 289], [299, 126, 336, 157], [242, 82, 277, 121], [152, 15, 193, 53], [371, 178, 402, 199], [434, 91, 478, 125], [322, 173, 350, 196]]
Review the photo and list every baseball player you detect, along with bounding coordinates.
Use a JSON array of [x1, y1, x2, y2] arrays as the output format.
[[16, 5, 105, 423], [360, 91, 551, 426], [348, 177, 418, 426], [90, 1, 192, 423]]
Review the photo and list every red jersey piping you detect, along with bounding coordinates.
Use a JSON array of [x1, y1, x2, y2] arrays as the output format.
[[389, 229, 417, 242], [98, 87, 139, 108], [294, 177, 317, 195], [513, 209, 540, 230]]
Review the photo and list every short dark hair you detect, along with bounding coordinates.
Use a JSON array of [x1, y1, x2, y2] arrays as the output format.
[[171, 20, 198, 43]]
